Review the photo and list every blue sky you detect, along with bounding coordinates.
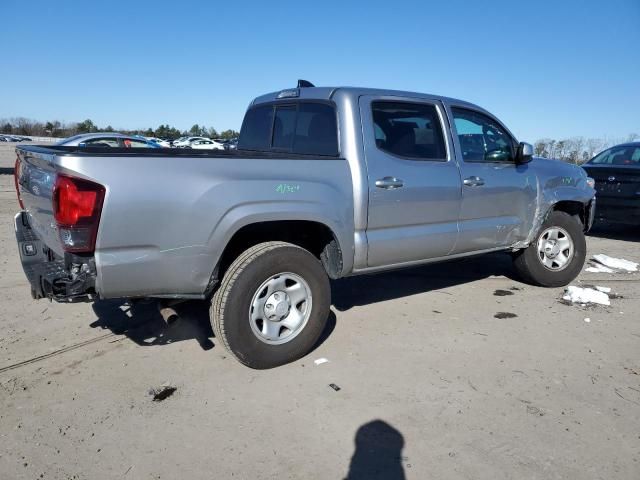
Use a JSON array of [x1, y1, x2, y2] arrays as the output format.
[[1, 0, 638, 140]]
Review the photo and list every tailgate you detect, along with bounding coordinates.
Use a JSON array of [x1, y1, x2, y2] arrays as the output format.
[[16, 148, 65, 257]]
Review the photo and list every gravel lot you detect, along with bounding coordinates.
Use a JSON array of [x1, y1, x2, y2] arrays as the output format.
[[0, 143, 639, 479]]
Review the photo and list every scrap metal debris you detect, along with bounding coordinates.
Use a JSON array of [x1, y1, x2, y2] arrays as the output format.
[[591, 254, 639, 272], [148, 384, 177, 401], [329, 383, 341, 392], [585, 264, 614, 274], [494, 312, 518, 319], [563, 286, 611, 306], [314, 358, 329, 366]]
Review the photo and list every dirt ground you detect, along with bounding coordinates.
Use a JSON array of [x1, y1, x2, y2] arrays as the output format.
[[0, 143, 639, 479]]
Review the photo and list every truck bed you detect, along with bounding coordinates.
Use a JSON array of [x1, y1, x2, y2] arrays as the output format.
[[15, 144, 354, 300]]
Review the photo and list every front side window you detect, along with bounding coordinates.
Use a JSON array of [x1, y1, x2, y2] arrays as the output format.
[[589, 145, 640, 165], [451, 107, 515, 162], [239, 102, 338, 156], [372, 101, 447, 160]]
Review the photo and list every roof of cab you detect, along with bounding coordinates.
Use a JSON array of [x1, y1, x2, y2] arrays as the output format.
[[251, 86, 484, 112]]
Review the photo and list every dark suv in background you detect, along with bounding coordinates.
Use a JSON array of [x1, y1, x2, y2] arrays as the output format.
[[582, 142, 640, 225]]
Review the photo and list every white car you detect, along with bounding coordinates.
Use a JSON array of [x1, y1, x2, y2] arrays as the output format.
[[173, 136, 209, 148], [189, 139, 225, 150], [146, 137, 171, 148]]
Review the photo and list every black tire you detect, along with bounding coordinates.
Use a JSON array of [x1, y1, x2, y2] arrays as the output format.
[[513, 211, 586, 287], [210, 242, 330, 369]]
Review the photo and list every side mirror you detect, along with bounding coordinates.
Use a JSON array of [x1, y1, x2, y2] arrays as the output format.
[[516, 142, 533, 164]]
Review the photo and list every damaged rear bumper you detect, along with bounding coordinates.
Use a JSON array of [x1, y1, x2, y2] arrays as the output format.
[[14, 211, 97, 303]]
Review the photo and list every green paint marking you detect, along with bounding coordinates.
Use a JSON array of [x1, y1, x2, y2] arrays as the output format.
[[276, 183, 301, 194]]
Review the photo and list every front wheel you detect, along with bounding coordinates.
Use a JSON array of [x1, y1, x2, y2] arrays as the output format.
[[513, 211, 586, 287], [211, 242, 331, 369]]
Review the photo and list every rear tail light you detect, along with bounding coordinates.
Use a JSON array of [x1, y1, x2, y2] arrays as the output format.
[[53, 174, 105, 253], [14, 156, 24, 209]]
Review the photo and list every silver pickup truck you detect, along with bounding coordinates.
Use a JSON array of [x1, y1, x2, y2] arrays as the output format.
[[14, 82, 596, 368]]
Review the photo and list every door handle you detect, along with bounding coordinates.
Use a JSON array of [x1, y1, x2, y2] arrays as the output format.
[[463, 176, 485, 187], [375, 176, 404, 189]]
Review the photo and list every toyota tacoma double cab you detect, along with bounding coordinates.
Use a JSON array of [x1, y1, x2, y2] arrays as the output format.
[[14, 81, 596, 368]]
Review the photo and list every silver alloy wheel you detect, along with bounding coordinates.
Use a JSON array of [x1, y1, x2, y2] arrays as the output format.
[[249, 272, 312, 345], [536, 226, 574, 271]]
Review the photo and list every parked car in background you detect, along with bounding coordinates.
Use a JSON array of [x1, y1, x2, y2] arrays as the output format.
[[581, 142, 640, 225], [14, 82, 595, 369], [57, 133, 161, 148], [189, 139, 225, 150], [14, 136, 33, 141], [171, 136, 188, 147], [224, 138, 239, 150], [1, 135, 19, 142], [146, 137, 171, 148], [173, 136, 210, 148]]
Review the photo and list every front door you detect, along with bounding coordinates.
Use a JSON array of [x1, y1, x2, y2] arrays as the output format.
[[448, 106, 537, 254], [360, 96, 462, 268]]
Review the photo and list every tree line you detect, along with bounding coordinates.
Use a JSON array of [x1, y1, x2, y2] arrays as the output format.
[[534, 134, 639, 164], [2, 116, 637, 161], [0, 117, 239, 141]]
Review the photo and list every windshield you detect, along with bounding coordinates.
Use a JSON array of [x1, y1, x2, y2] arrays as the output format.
[[588, 145, 640, 165]]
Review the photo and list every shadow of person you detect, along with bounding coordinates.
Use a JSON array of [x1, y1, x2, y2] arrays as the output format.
[[346, 420, 406, 480], [90, 299, 214, 350]]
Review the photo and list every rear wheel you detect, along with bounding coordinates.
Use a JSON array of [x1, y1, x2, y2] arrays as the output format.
[[211, 242, 330, 369], [513, 211, 586, 287]]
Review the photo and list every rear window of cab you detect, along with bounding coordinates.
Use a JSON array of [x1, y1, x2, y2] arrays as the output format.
[[238, 102, 339, 156]]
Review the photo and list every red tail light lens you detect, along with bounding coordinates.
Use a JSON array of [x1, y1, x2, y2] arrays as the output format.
[[53, 174, 105, 253], [14, 156, 24, 209]]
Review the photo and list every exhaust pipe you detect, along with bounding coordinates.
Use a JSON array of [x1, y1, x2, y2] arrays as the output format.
[[158, 301, 179, 324]]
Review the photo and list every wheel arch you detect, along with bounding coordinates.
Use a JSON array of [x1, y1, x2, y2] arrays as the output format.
[[550, 200, 590, 228], [206, 219, 346, 296]]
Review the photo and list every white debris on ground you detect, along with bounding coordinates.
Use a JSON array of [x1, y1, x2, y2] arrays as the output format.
[[595, 286, 611, 293], [584, 318, 591, 323], [591, 254, 639, 272], [314, 358, 329, 366], [585, 264, 614, 274], [563, 286, 611, 306]]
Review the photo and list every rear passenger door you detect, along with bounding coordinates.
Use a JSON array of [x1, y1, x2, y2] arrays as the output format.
[[359, 96, 462, 267], [448, 106, 537, 253]]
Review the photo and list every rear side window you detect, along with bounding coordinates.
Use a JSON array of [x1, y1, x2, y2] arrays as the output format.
[[372, 101, 446, 160], [239, 102, 338, 156]]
